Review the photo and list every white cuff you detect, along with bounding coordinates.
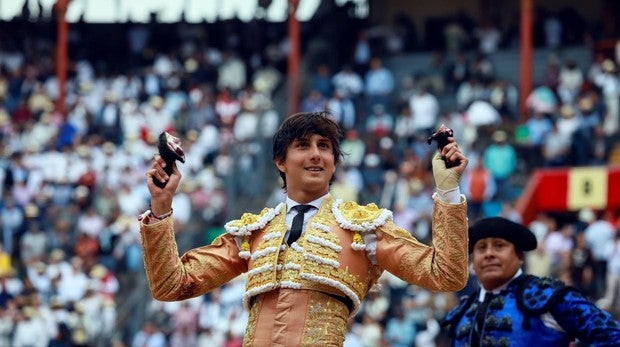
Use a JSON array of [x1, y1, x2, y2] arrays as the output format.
[[434, 187, 462, 204]]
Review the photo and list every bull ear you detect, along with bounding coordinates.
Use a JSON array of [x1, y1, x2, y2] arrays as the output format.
[[154, 132, 185, 188]]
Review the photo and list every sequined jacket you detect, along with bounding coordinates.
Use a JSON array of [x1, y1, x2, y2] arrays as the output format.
[[442, 275, 620, 347], [140, 194, 468, 346]]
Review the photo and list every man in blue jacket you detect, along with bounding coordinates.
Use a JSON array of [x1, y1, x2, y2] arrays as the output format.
[[442, 217, 620, 346]]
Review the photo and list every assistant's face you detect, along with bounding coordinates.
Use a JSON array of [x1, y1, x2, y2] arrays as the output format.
[[275, 134, 336, 202], [472, 237, 523, 291]]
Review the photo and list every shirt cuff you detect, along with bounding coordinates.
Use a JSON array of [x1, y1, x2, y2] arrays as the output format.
[[434, 187, 462, 204], [138, 209, 173, 225]]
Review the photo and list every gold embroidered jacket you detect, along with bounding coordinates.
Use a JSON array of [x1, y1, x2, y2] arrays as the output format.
[[140, 195, 468, 346]]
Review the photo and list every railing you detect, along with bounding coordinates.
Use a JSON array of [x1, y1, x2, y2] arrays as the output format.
[[516, 165, 620, 225]]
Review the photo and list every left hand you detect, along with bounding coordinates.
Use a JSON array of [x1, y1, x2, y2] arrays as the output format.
[[432, 137, 468, 190]]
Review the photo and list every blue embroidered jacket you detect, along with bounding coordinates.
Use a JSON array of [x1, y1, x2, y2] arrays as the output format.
[[442, 275, 620, 346]]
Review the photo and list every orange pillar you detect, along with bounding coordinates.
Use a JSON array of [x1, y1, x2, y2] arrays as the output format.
[[55, 0, 69, 117], [287, 0, 300, 116], [518, 0, 533, 122]]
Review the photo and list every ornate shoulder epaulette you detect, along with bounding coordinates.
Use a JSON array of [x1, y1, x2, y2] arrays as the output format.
[[332, 199, 392, 251], [332, 200, 392, 231], [225, 203, 284, 259], [517, 275, 571, 315], [224, 203, 284, 236]]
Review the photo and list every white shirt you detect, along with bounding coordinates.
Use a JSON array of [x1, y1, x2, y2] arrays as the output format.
[[284, 196, 324, 241]]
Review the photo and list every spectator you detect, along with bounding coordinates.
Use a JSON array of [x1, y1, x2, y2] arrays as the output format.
[[359, 313, 383, 347], [455, 76, 485, 111], [446, 51, 471, 91], [542, 121, 571, 167], [473, 17, 501, 55], [197, 326, 224, 347], [89, 264, 119, 300], [598, 231, 620, 312], [526, 243, 554, 278], [332, 64, 364, 100], [340, 129, 366, 168], [583, 209, 616, 299], [365, 103, 394, 137], [544, 13, 563, 49], [414, 312, 441, 347], [384, 306, 416, 347], [353, 31, 372, 76], [217, 51, 247, 93], [214, 87, 240, 130], [524, 110, 554, 168], [408, 85, 440, 136], [393, 103, 416, 149], [299, 88, 328, 113], [0, 196, 23, 257], [465, 99, 501, 129], [56, 257, 89, 306], [309, 63, 333, 98], [594, 59, 620, 136], [569, 231, 595, 297], [19, 221, 47, 264], [364, 57, 395, 111], [482, 130, 517, 200], [131, 320, 167, 347], [12, 306, 50, 347], [543, 223, 575, 274], [557, 59, 584, 105], [461, 157, 496, 222], [327, 89, 356, 131]]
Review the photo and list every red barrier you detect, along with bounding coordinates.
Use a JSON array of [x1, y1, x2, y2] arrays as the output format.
[[516, 166, 620, 225]]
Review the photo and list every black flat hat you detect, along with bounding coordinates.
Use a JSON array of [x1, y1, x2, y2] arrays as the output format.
[[468, 217, 537, 253]]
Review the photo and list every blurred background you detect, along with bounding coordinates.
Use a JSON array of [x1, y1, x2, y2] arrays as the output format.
[[0, 0, 619, 346]]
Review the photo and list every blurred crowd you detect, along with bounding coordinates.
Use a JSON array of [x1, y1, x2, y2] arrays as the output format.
[[0, 2, 619, 347]]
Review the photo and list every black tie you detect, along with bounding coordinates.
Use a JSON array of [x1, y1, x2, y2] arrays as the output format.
[[472, 292, 495, 347], [288, 205, 312, 244]]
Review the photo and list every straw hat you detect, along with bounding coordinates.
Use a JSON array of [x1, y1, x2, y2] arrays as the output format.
[[492, 130, 508, 143], [602, 59, 616, 73]]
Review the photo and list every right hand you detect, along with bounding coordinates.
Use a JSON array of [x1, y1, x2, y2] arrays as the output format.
[[146, 154, 182, 215]]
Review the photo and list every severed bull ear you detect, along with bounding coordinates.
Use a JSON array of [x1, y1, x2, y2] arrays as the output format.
[[427, 124, 458, 168], [155, 132, 185, 188]]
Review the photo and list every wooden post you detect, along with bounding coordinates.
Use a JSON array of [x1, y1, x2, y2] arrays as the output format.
[[518, 0, 533, 122], [287, 0, 300, 116], [55, 0, 69, 117]]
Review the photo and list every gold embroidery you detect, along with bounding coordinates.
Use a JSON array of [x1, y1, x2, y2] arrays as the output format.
[[380, 226, 412, 239], [241, 236, 250, 252], [393, 198, 468, 291], [244, 198, 375, 316], [301, 292, 348, 346], [225, 204, 283, 237], [141, 219, 240, 301], [338, 201, 384, 223], [243, 297, 262, 346], [238, 208, 271, 225]]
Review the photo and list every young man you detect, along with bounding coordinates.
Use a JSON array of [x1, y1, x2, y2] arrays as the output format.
[[141, 111, 469, 346], [442, 217, 620, 347]]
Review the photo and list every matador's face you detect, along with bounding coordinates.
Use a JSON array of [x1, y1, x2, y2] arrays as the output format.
[[275, 134, 335, 202]]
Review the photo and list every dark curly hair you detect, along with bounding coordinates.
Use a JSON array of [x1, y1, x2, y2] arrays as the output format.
[[272, 111, 344, 189]]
